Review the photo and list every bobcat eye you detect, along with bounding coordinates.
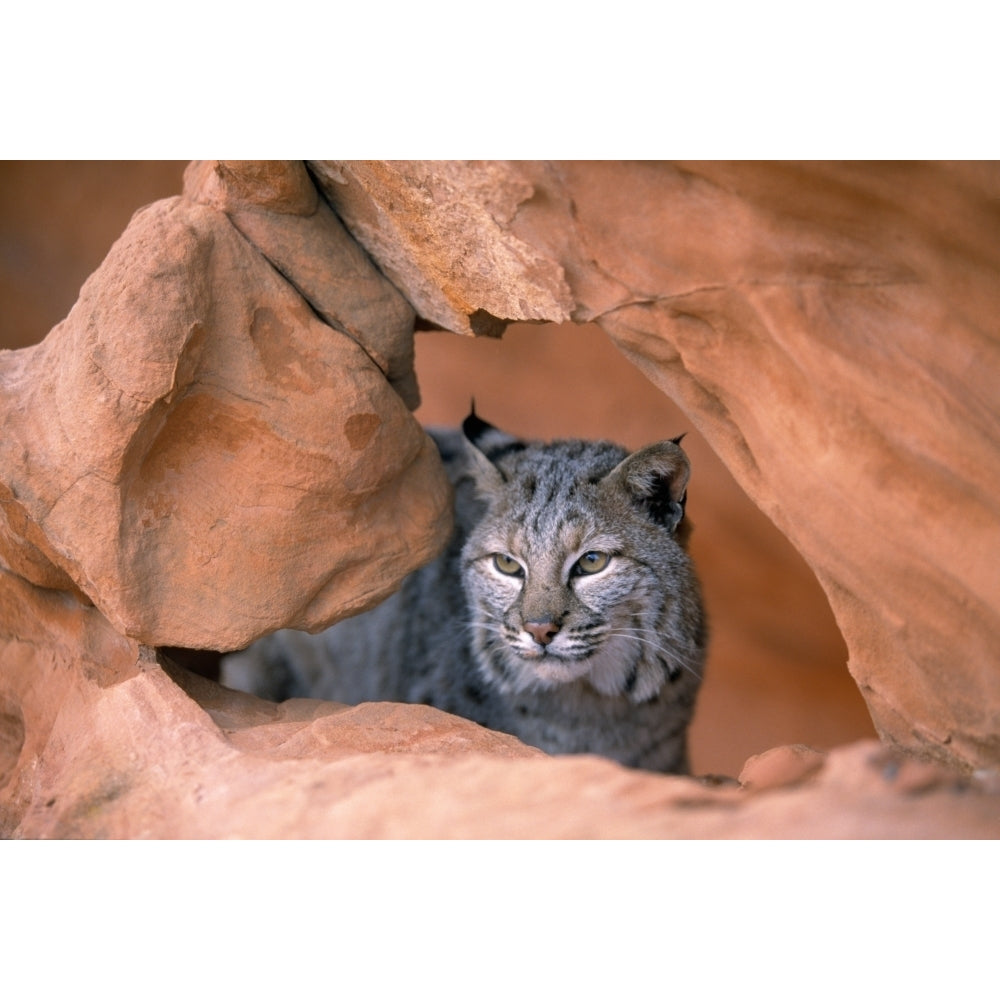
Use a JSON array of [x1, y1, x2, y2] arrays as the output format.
[[493, 553, 524, 577], [575, 551, 610, 575]]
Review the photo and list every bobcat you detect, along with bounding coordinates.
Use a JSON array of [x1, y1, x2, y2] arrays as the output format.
[[221, 411, 706, 773]]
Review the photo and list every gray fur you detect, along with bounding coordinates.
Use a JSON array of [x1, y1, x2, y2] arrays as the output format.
[[221, 415, 706, 774]]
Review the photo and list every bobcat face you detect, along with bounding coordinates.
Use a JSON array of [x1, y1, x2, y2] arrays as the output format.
[[460, 414, 702, 704]]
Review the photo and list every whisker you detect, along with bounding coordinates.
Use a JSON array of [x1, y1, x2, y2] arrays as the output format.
[[604, 624, 702, 653], [459, 620, 509, 640], [459, 620, 504, 633], [601, 628, 703, 680], [608, 625, 682, 639]]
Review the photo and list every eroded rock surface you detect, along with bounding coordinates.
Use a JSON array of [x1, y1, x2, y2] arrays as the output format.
[[309, 161, 575, 336], [2, 160, 997, 838]]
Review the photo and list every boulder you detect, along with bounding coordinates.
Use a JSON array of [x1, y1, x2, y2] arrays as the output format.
[[0, 162, 452, 650]]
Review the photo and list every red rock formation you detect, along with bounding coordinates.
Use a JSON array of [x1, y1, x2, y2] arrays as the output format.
[[0, 162, 452, 650], [1, 160, 997, 837]]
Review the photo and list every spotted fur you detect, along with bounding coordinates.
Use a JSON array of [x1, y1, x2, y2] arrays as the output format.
[[221, 413, 706, 773]]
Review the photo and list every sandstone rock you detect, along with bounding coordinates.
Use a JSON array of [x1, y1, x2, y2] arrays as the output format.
[[0, 169, 452, 650], [309, 160, 575, 336], [2, 567, 996, 838], [3, 160, 998, 838], [313, 160, 1000, 773], [187, 161, 422, 408], [738, 744, 826, 792]]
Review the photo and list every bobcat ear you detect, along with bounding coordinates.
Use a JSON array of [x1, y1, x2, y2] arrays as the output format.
[[461, 404, 520, 496], [462, 402, 503, 451], [605, 438, 691, 533]]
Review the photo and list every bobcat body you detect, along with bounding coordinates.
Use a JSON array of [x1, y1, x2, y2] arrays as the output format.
[[221, 413, 706, 774]]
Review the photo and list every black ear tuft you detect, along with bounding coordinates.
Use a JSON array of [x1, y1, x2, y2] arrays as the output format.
[[462, 400, 498, 448], [459, 404, 524, 495], [462, 404, 526, 465]]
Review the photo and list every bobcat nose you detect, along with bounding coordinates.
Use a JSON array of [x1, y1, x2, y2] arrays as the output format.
[[524, 619, 561, 646]]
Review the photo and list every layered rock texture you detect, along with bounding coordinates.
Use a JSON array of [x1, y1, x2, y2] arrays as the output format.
[[1, 160, 998, 838]]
